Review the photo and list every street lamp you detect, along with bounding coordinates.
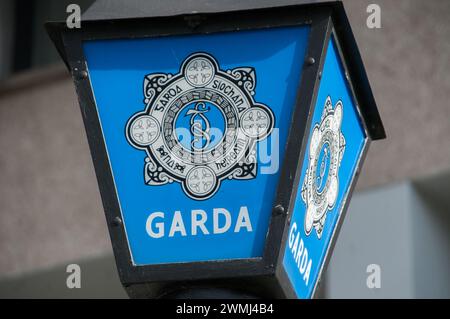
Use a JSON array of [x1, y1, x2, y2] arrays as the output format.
[[47, 0, 385, 298]]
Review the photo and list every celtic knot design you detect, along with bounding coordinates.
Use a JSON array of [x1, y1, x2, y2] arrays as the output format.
[[126, 53, 275, 200], [301, 96, 346, 238]]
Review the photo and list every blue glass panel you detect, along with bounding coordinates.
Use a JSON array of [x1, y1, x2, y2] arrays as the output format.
[[283, 37, 367, 298], [84, 26, 310, 265]]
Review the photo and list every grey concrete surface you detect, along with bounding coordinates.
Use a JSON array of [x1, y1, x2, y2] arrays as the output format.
[[343, 0, 450, 188], [0, 70, 112, 277], [0, 254, 127, 298], [0, 0, 449, 284]]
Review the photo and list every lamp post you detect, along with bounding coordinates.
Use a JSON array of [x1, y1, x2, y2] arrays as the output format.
[[47, 0, 385, 299]]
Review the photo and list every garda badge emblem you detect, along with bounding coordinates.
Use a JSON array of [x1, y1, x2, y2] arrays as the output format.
[[126, 53, 275, 200], [301, 96, 346, 238]]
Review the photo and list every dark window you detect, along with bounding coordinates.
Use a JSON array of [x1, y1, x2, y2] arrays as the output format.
[[0, 0, 95, 81]]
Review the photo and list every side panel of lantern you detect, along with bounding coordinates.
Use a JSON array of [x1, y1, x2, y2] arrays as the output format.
[[282, 35, 367, 299], [82, 26, 310, 265]]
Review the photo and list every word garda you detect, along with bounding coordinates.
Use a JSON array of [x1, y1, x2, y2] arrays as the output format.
[[287, 222, 312, 286], [146, 206, 252, 238]]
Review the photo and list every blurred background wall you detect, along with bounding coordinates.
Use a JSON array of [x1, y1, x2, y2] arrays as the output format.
[[0, 0, 449, 298]]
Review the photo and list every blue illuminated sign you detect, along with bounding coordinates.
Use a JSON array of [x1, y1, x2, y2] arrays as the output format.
[[282, 37, 367, 298], [83, 26, 310, 265]]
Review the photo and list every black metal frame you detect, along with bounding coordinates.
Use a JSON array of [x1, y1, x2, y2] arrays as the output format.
[[46, 3, 385, 298], [275, 24, 374, 299]]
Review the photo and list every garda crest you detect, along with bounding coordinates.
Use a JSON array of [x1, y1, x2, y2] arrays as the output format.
[[126, 53, 275, 200], [301, 96, 346, 238]]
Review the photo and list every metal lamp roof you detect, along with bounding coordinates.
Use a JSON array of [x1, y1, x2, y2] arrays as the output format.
[[81, 0, 327, 20]]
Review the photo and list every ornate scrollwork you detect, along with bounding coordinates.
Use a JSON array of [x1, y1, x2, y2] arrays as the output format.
[[229, 67, 256, 96], [126, 53, 275, 200], [144, 158, 171, 185], [143, 73, 172, 105]]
